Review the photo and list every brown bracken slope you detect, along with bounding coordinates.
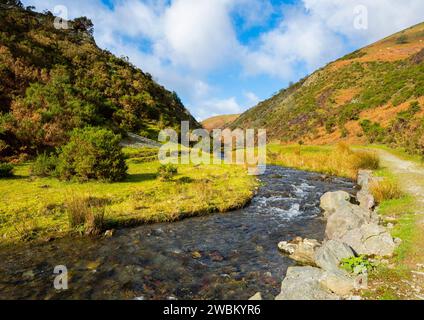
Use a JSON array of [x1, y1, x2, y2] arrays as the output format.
[[231, 22, 424, 155]]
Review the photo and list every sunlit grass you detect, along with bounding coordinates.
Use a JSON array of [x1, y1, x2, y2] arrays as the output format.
[[0, 151, 257, 246]]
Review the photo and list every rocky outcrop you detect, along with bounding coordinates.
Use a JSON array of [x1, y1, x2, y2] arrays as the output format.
[[275, 170, 398, 300], [278, 238, 320, 265]]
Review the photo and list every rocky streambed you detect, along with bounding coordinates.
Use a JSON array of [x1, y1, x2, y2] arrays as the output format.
[[0, 166, 356, 300]]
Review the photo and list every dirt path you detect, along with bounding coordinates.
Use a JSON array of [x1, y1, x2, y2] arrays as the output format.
[[373, 149, 424, 300], [376, 150, 424, 209]]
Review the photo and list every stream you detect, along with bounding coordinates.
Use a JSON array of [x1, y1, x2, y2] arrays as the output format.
[[0, 166, 356, 300]]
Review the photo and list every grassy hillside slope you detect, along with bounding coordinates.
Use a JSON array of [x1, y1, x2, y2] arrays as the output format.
[[231, 22, 424, 156], [0, 5, 200, 161]]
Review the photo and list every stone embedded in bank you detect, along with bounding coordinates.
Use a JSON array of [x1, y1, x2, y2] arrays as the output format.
[[319, 269, 356, 297], [315, 240, 355, 273], [340, 223, 396, 257], [320, 191, 351, 217], [278, 237, 321, 265]]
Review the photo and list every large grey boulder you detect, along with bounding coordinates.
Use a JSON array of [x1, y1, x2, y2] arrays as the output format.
[[278, 237, 321, 265], [319, 270, 356, 297], [325, 204, 370, 239], [320, 191, 351, 217], [341, 223, 396, 257], [275, 267, 340, 300], [315, 240, 355, 273]]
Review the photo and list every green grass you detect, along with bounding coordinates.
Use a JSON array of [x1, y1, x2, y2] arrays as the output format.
[[372, 167, 417, 261], [0, 151, 257, 246], [363, 165, 421, 300]]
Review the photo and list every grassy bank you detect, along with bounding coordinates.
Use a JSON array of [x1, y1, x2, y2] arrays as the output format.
[[267, 143, 379, 179], [0, 149, 257, 246], [362, 160, 424, 300]]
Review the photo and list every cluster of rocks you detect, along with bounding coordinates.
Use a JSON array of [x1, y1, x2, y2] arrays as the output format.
[[251, 170, 400, 300]]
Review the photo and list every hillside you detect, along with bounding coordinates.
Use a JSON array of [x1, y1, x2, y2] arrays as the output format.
[[201, 114, 240, 131], [231, 22, 424, 156], [0, 5, 200, 161]]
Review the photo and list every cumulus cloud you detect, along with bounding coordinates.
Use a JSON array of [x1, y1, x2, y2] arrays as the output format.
[[242, 6, 345, 78]]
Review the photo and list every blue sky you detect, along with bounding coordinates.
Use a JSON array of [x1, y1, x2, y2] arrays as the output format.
[[23, 0, 424, 120]]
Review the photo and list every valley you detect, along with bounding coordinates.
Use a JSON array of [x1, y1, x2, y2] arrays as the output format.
[[1, 2, 424, 302]]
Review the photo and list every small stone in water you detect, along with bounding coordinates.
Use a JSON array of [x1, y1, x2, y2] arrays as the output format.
[[22, 270, 35, 280], [210, 251, 224, 262], [191, 251, 202, 259], [104, 230, 114, 237]]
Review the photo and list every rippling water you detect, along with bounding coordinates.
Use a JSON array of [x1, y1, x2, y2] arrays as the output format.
[[0, 166, 356, 300]]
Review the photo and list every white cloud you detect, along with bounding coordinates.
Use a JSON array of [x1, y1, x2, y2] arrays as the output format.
[[303, 0, 424, 44], [196, 97, 243, 120], [242, 6, 345, 78], [161, 0, 240, 71], [244, 91, 260, 106]]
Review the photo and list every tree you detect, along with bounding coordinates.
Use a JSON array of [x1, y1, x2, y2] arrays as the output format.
[[73, 17, 94, 36], [0, 0, 23, 8]]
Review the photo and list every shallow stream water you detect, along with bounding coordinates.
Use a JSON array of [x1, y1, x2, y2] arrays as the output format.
[[0, 166, 356, 300]]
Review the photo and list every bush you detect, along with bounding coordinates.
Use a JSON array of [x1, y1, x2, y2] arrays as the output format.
[[396, 35, 409, 44], [351, 151, 380, 170], [0, 162, 14, 178], [360, 120, 386, 143], [370, 179, 404, 203], [66, 196, 106, 235], [56, 127, 128, 182], [30, 152, 58, 177], [157, 164, 178, 181]]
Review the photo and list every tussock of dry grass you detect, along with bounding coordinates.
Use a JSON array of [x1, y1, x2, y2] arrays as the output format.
[[66, 196, 106, 235], [351, 151, 380, 171], [370, 180, 405, 203]]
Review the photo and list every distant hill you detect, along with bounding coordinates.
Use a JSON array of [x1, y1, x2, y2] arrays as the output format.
[[202, 114, 240, 131], [0, 5, 200, 160], [231, 22, 424, 155]]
